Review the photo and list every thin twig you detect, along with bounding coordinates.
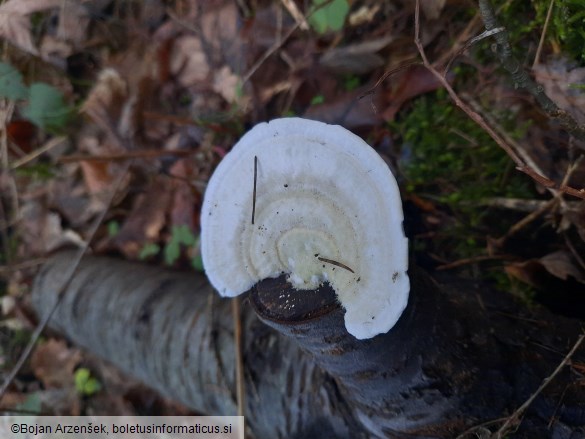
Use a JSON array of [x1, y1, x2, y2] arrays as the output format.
[[242, 0, 337, 84], [497, 157, 583, 242], [481, 197, 557, 212], [231, 297, 245, 417], [242, 24, 299, 84], [0, 258, 46, 274], [252, 156, 257, 225], [58, 149, 194, 163], [413, 0, 585, 200], [494, 333, 585, 438], [10, 137, 66, 169], [455, 416, 509, 439], [0, 162, 131, 399], [532, 0, 555, 68], [443, 27, 504, 76], [317, 256, 355, 274], [564, 234, 585, 272], [280, 0, 309, 30], [436, 254, 512, 271], [166, 8, 200, 35], [359, 61, 421, 99], [0, 101, 19, 267], [477, 0, 585, 142], [503, 198, 557, 240]]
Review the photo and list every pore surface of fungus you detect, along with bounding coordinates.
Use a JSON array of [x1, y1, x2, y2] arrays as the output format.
[[201, 118, 409, 339]]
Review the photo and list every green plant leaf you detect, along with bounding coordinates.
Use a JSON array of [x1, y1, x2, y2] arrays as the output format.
[[164, 240, 180, 265], [15, 393, 42, 414], [139, 243, 160, 260], [308, 0, 349, 34], [22, 83, 72, 131], [192, 254, 204, 272], [173, 224, 196, 246], [164, 225, 197, 265], [14, 162, 56, 180], [107, 221, 120, 237], [74, 368, 102, 396], [310, 94, 325, 105], [0, 62, 28, 100]]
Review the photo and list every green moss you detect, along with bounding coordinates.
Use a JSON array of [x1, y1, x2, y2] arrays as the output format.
[[392, 90, 534, 261], [493, 0, 585, 64]]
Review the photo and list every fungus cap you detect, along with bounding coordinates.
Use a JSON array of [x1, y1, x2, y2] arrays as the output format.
[[201, 118, 409, 339]]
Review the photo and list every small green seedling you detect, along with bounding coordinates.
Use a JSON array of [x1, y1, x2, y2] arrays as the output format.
[[0, 62, 28, 100], [308, 0, 349, 34], [164, 225, 196, 265], [74, 368, 102, 396], [310, 94, 325, 105], [15, 394, 42, 414], [22, 83, 72, 132], [107, 221, 120, 237], [139, 243, 161, 260], [0, 61, 73, 132]]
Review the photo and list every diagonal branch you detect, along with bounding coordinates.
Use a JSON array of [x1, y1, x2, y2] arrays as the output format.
[[477, 0, 585, 143], [413, 0, 585, 199]]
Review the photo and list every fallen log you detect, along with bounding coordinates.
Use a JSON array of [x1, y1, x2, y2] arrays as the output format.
[[32, 251, 585, 438]]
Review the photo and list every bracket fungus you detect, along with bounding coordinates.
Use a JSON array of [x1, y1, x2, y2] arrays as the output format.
[[201, 118, 409, 339]]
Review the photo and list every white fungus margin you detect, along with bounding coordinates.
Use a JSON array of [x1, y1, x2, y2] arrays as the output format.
[[201, 118, 409, 339]]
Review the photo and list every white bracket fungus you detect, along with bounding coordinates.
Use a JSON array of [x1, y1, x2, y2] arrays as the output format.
[[201, 118, 409, 339]]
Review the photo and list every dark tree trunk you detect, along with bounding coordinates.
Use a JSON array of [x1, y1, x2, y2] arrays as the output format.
[[32, 251, 585, 438]]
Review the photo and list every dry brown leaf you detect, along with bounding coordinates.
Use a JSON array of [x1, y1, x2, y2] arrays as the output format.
[[169, 159, 197, 229], [213, 65, 248, 105], [19, 200, 85, 255], [81, 69, 129, 135], [382, 65, 446, 121], [303, 86, 384, 129], [0, 0, 62, 55], [57, 1, 90, 47], [421, 0, 446, 19], [505, 250, 585, 288], [79, 160, 114, 195], [504, 260, 542, 288], [31, 339, 82, 389], [112, 178, 172, 258], [320, 36, 394, 74], [0, 392, 27, 409], [562, 202, 585, 243], [199, 1, 242, 68], [348, 5, 381, 27], [170, 36, 210, 87], [39, 389, 82, 415], [539, 250, 585, 282], [39, 36, 73, 69], [534, 60, 585, 125]]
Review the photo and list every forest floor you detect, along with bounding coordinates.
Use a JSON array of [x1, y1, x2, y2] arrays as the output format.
[[0, 0, 584, 418]]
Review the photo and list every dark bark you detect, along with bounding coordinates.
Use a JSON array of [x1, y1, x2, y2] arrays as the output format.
[[477, 0, 585, 143], [32, 251, 585, 438]]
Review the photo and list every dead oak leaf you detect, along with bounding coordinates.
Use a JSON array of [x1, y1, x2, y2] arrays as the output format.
[[505, 250, 585, 287], [112, 177, 172, 258], [382, 65, 447, 121], [213, 65, 248, 105], [81, 68, 128, 138], [0, 0, 62, 55], [170, 36, 210, 88], [79, 160, 114, 195], [31, 339, 82, 389], [320, 36, 394, 75], [539, 250, 585, 283], [534, 59, 585, 125]]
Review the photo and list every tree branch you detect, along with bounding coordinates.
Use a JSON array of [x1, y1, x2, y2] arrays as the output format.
[[31, 251, 585, 438]]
